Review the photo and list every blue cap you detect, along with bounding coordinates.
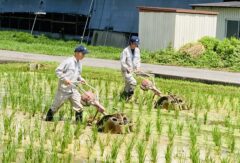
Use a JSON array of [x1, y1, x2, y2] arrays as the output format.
[[74, 45, 89, 54], [130, 36, 140, 45]]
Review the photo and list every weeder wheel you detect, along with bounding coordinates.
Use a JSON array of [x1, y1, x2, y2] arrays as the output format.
[[154, 96, 169, 109]]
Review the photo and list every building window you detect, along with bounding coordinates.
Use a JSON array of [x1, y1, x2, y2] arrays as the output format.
[[0, 13, 88, 36], [226, 20, 240, 38]]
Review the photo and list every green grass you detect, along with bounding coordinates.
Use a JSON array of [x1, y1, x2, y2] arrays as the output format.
[[1, 30, 240, 71], [0, 30, 121, 59]]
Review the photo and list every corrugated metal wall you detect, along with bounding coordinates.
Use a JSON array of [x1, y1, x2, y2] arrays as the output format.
[[89, 0, 222, 33], [195, 7, 240, 39], [0, 0, 41, 13], [91, 30, 128, 47], [0, 0, 90, 15], [139, 12, 176, 51], [174, 13, 217, 48], [0, 0, 223, 33], [139, 11, 217, 51]]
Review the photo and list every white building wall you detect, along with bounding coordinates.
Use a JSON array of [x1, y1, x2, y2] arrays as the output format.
[[139, 12, 176, 51], [195, 7, 240, 39], [174, 13, 217, 49]]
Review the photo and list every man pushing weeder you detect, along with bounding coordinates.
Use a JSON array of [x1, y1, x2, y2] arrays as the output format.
[[120, 36, 141, 101], [45, 45, 88, 122]]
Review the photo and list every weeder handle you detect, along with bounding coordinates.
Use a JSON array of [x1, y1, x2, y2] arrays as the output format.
[[135, 71, 156, 86], [71, 81, 100, 100], [85, 82, 99, 100]]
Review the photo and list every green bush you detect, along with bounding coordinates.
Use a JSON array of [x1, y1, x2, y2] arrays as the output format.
[[215, 38, 240, 67], [197, 36, 240, 70], [199, 36, 219, 51], [198, 51, 223, 68], [216, 39, 235, 59]]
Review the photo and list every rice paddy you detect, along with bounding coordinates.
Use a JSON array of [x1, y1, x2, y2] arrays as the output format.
[[0, 62, 240, 162]]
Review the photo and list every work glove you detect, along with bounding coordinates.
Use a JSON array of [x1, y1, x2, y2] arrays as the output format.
[[80, 78, 86, 84], [127, 67, 133, 74], [64, 79, 72, 85], [77, 77, 86, 84], [136, 67, 141, 72]]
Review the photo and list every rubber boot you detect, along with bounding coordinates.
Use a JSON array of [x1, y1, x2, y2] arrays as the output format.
[[126, 91, 134, 101], [45, 109, 54, 121], [75, 111, 83, 122], [120, 91, 128, 101]]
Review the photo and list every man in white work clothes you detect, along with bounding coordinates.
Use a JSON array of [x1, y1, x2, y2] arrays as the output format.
[[45, 45, 88, 122], [120, 36, 141, 101]]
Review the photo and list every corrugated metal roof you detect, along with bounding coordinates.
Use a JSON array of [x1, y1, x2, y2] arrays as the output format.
[[191, 1, 240, 8], [138, 6, 218, 15]]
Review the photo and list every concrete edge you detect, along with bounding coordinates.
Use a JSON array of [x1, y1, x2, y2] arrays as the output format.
[[154, 73, 240, 87]]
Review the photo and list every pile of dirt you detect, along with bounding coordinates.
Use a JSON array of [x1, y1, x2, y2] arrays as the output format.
[[179, 42, 205, 58]]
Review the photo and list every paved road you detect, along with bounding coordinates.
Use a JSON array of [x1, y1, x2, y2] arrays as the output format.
[[1, 50, 240, 86]]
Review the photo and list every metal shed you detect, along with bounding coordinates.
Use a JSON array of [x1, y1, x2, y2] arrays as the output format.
[[191, 1, 240, 39], [138, 7, 218, 51]]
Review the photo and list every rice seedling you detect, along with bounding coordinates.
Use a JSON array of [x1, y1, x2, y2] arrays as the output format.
[[2, 142, 17, 163], [3, 112, 14, 135], [227, 135, 235, 153], [105, 155, 111, 163], [110, 138, 121, 162], [168, 122, 175, 142], [174, 108, 180, 119], [74, 123, 83, 139], [212, 126, 221, 148], [60, 137, 68, 153], [64, 153, 72, 163], [190, 145, 200, 163], [194, 108, 199, 121], [189, 124, 198, 147], [156, 118, 162, 135], [98, 138, 105, 157], [35, 142, 45, 163], [125, 136, 135, 163], [24, 143, 33, 162], [203, 111, 208, 125], [105, 132, 111, 146], [221, 157, 230, 163], [51, 150, 59, 163], [224, 115, 231, 128], [91, 125, 98, 145], [176, 122, 184, 136], [151, 140, 158, 163], [136, 140, 147, 163], [165, 141, 173, 163], [2, 95, 8, 109], [145, 121, 152, 141], [157, 107, 161, 118], [86, 140, 93, 160], [147, 100, 153, 114], [135, 116, 141, 135], [17, 128, 23, 147]]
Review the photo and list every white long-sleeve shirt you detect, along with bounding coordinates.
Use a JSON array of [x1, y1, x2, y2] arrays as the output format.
[[120, 46, 141, 72], [56, 57, 82, 92]]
